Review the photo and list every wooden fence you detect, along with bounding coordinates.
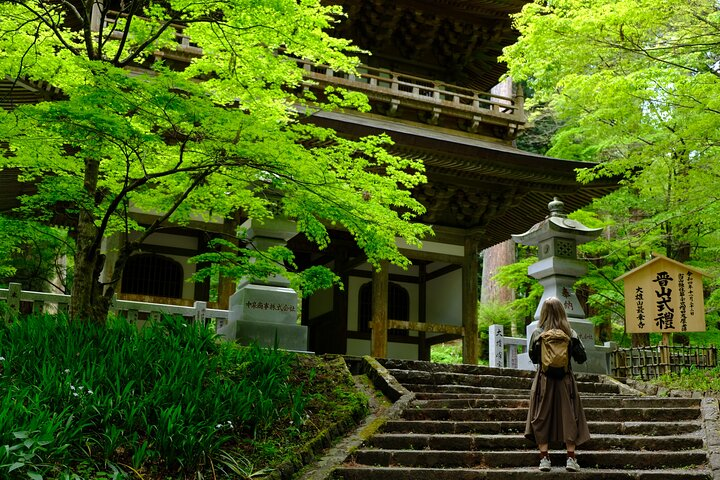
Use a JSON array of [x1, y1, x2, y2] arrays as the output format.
[[611, 345, 718, 380], [0, 282, 229, 330]]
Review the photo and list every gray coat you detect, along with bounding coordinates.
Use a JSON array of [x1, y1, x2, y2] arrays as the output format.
[[524, 328, 591, 446]]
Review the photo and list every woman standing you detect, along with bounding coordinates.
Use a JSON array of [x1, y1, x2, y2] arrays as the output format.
[[525, 296, 590, 472]]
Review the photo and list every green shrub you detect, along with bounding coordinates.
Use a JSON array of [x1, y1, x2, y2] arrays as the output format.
[[431, 342, 463, 364], [652, 365, 720, 393], [0, 314, 311, 478]]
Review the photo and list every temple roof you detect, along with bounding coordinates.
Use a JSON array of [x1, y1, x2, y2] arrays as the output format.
[[311, 110, 617, 250], [328, 0, 527, 91]]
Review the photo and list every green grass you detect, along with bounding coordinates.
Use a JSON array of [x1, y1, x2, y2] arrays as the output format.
[[651, 365, 720, 394], [0, 314, 367, 479]]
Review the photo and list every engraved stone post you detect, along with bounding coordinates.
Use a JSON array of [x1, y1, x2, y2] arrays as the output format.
[[219, 218, 308, 351]]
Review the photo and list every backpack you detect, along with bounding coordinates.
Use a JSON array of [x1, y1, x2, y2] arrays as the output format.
[[539, 328, 570, 378]]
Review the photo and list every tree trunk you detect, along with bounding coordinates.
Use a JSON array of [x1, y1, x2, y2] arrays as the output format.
[[481, 240, 516, 304], [217, 212, 241, 309], [481, 239, 516, 334], [69, 159, 107, 323], [631, 333, 650, 347]]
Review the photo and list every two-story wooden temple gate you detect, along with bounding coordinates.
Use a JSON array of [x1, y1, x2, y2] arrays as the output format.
[[0, 0, 619, 363]]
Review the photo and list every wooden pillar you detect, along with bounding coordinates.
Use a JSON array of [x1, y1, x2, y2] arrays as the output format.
[[333, 249, 349, 354], [462, 237, 479, 364], [194, 231, 211, 302], [217, 212, 241, 309], [418, 263, 429, 361], [371, 260, 389, 359], [660, 332, 671, 375]]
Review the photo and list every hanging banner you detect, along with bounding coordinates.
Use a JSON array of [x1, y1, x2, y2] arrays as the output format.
[[615, 254, 705, 334]]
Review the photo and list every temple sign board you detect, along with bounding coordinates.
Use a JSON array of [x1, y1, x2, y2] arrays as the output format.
[[616, 254, 705, 334]]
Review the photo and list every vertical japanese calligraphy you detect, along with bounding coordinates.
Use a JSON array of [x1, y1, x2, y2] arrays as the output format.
[[617, 255, 705, 334], [678, 273, 687, 331], [688, 271, 695, 316], [652, 271, 674, 330], [635, 286, 645, 330]]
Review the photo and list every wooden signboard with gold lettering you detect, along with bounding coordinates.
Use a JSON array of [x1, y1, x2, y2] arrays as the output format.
[[615, 254, 705, 334]]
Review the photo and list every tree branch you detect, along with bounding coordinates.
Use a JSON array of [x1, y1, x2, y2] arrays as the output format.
[[14, 0, 81, 56]]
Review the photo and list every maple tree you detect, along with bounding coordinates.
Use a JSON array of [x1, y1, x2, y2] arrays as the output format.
[[0, 0, 430, 321]]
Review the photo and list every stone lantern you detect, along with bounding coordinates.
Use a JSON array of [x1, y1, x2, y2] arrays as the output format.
[[512, 197, 612, 374], [217, 218, 308, 351]]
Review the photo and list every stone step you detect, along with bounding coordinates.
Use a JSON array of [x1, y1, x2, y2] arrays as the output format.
[[401, 406, 701, 422], [381, 420, 702, 436], [387, 369, 535, 389], [414, 396, 701, 409], [378, 359, 609, 384], [379, 359, 536, 379], [413, 391, 636, 400], [400, 380, 622, 395], [407, 385, 532, 397], [349, 448, 708, 470], [332, 466, 713, 480], [366, 433, 704, 451], [330, 360, 713, 480]]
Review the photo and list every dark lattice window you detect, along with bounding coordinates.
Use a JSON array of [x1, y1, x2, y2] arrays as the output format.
[[121, 254, 184, 298], [358, 281, 409, 336]]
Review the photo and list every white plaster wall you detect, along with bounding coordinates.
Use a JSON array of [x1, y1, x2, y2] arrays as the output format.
[[167, 254, 196, 299], [426, 268, 462, 327], [396, 238, 464, 256], [347, 276, 366, 331]]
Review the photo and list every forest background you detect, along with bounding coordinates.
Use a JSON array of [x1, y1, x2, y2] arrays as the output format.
[[482, 0, 720, 350]]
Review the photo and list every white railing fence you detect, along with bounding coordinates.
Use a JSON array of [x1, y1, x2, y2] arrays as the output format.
[[0, 282, 229, 330]]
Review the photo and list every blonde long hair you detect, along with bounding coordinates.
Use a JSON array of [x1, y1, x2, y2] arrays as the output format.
[[539, 297, 572, 337]]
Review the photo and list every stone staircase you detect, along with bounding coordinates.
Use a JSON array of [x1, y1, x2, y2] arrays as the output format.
[[332, 359, 718, 479]]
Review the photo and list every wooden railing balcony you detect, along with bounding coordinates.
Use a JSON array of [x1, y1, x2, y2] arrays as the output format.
[[96, 11, 526, 137], [297, 59, 526, 134]]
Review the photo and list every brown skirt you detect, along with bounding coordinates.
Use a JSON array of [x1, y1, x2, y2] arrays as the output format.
[[524, 369, 591, 447]]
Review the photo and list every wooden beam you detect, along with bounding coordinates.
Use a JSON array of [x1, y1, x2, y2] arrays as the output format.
[[136, 244, 198, 258], [399, 248, 465, 265], [334, 249, 349, 354], [347, 331, 421, 345], [426, 263, 462, 282], [348, 269, 419, 284], [370, 260, 389, 358], [462, 236, 480, 364], [387, 320, 464, 336], [342, 255, 369, 272]]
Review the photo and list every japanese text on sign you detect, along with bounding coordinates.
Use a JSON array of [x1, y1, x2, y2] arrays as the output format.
[[618, 256, 704, 333]]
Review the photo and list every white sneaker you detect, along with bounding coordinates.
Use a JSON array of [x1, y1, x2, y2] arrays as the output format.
[[539, 456, 551, 472], [566, 456, 580, 472]]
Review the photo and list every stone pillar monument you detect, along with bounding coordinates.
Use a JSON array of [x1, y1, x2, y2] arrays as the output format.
[[217, 218, 309, 352], [513, 198, 612, 374]]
